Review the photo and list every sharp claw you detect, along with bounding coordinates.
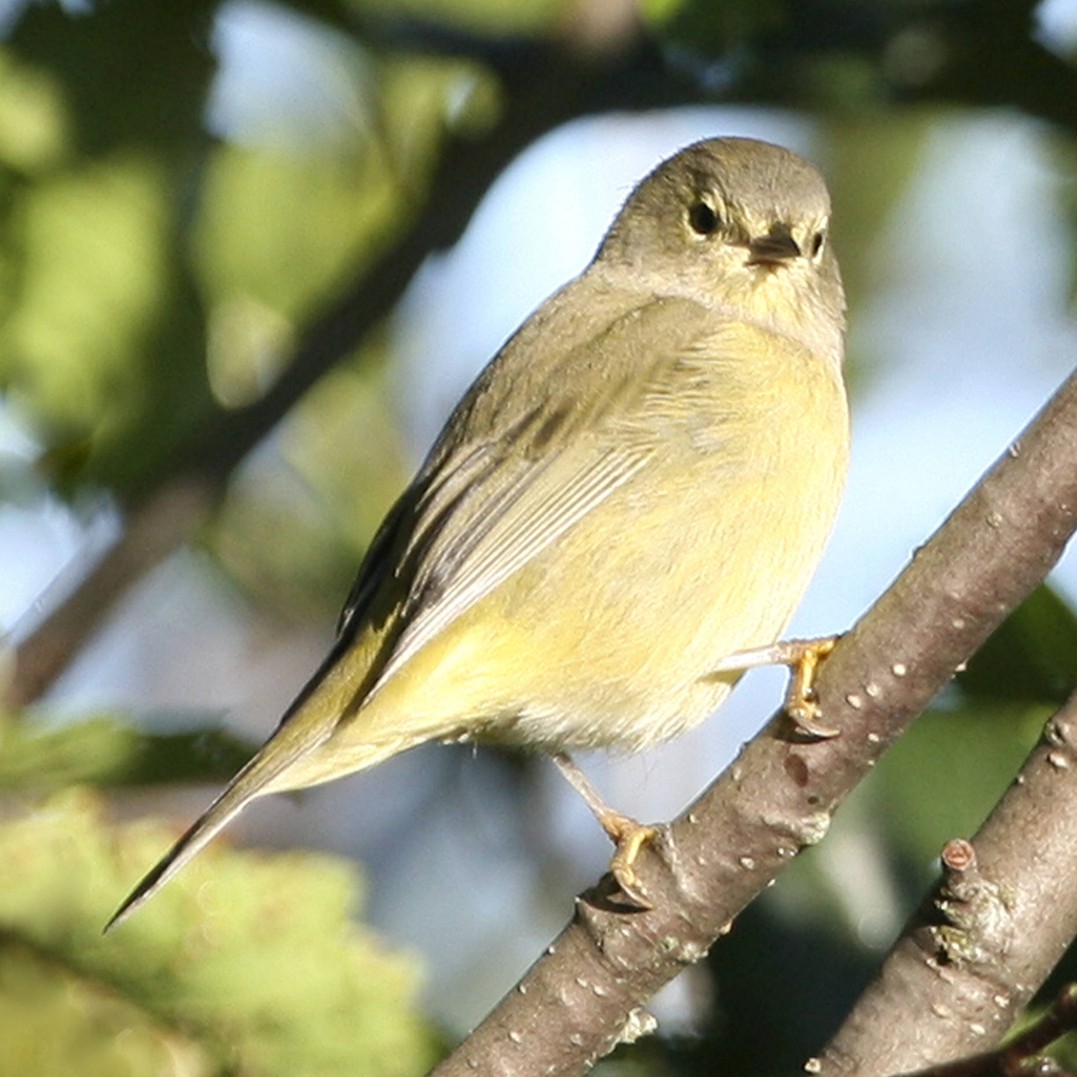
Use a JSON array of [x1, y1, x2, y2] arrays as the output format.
[[783, 637, 840, 739], [551, 754, 659, 906], [787, 700, 841, 739], [608, 820, 658, 908]]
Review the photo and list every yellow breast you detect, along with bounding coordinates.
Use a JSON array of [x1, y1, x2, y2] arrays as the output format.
[[356, 319, 848, 754]]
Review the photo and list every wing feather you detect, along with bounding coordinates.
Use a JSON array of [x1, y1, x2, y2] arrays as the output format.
[[333, 293, 726, 700], [374, 443, 652, 686]]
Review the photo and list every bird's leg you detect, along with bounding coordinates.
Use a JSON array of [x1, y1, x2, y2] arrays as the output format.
[[782, 636, 837, 734], [552, 752, 656, 907], [710, 635, 840, 738]]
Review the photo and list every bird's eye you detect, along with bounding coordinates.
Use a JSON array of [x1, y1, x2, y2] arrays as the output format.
[[810, 230, 826, 257], [687, 201, 720, 236]]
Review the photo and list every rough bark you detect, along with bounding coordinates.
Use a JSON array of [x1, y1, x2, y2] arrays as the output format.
[[815, 694, 1077, 1074]]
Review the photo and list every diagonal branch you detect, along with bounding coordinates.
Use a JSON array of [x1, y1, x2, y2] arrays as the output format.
[[895, 983, 1077, 1077], [430, 366, 1077, 1076], [815, 692, 1077, 1073], [4, 31, 689, 711]]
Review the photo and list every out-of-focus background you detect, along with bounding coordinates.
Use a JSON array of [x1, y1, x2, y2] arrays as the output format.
[[2, 1, 1077, 1074]]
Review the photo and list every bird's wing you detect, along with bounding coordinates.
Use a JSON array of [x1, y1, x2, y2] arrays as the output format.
[[376, 441, 653, 688], [337, 295, 720, 695]]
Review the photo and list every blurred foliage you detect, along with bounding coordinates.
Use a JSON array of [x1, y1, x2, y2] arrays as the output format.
[[658, 904, 876, 1076], [0, 0, 486, 513], [1, 0, 1077, 1074], [211, 344, 408, 618], [821, 113, 932, 322], [0, 2, 498, 1071], [0, 790, 437, 1076], [959, 582, 1077, 704], [870, 699, 1048, 866], [641, 0, 788, 57], [0, 715, 256, 791], [0, 2, 217, 498], [857, 580, 1077, 873], [352, 0, 564, 34], [875, 580, 1077, 872]]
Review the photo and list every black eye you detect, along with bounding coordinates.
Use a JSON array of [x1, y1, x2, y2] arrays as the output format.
[[687, 201, 719, 236], [810, 230, 826, 257]]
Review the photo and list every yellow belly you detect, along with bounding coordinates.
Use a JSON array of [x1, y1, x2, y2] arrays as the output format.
[[348, 327, 848, 756]]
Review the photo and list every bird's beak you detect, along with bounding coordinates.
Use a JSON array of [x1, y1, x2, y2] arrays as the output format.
[[746, 228, 801, 267]]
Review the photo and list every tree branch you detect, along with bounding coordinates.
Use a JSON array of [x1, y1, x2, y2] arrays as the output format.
[[430, 368, 1077, 1075], [813, 692, 1077, 1073], [3, 30, 691, 711], [4, 478, 216, 710], [895, 983, 1077, 1077]]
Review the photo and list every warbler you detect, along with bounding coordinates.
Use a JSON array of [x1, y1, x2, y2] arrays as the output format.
[[109, 136, 848, 926]]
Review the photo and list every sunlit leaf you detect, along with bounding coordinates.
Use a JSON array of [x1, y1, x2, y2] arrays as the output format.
[[0, 155, 213, 495], [348, 0, 564, 35], [0, 716, 255, 791], [2, 5, 220, 499], [193, 140, 399, 325], [0, 790, 437, 1076], [0, 51, 69, 174]]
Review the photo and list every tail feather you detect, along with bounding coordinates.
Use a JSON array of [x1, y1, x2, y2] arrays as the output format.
[[104, 731, 317, 932], [106, 614, 403, 931]]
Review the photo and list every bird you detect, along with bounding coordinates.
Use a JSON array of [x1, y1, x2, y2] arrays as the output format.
[[108, 136, 848, 929]]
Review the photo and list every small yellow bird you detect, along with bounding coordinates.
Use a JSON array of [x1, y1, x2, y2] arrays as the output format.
[[109, 136, 848, 927]]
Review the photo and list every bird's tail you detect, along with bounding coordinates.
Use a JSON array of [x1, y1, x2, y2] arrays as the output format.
[[105, 642, 399, 931]]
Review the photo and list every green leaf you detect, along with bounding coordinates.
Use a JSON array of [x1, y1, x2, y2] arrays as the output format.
[[640, 0, 787, 56], [2, 5, 221, 499], [0, 716, 255, 792], [959, 584, 1077, 704], [0, 790, 437, 1076], [872, 700, 1049, 866], [0, 942, 209, 1077], [0, 154, 212, 495], [193, 141, 398, 325]]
